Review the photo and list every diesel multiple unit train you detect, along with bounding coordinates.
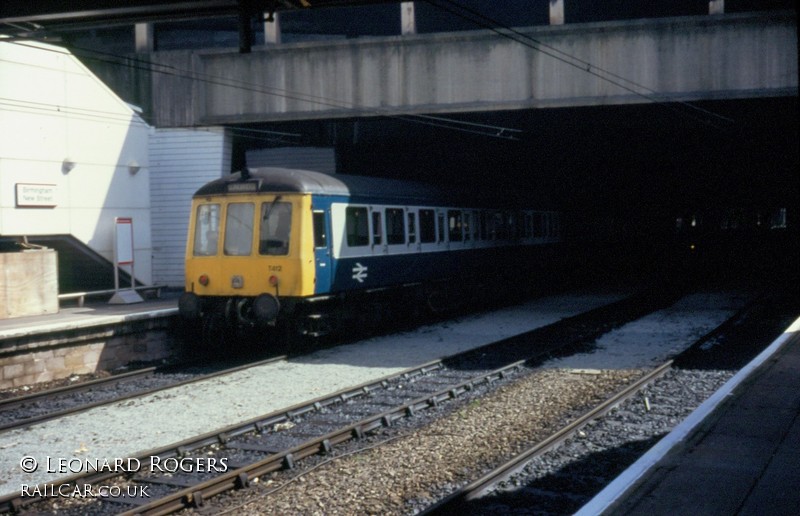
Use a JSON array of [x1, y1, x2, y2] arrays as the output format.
[[178, 168, 562, 340]]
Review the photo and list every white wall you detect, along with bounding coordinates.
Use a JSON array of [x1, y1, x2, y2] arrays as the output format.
[[0, 40, 152, 284], [150, 127, 231, 287]]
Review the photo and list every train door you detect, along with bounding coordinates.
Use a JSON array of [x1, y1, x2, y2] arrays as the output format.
[[313, 210, 332, 293]]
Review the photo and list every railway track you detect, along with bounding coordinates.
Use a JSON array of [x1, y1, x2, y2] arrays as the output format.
[[0, 356, 286, 434], [1, 283, 780, 515], [423, 360, 676, 514], [1, 288, 684, 515], [416, 289, 795, 515]]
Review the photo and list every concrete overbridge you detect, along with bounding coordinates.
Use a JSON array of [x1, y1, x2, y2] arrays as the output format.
[[141, 10, 796, 127]]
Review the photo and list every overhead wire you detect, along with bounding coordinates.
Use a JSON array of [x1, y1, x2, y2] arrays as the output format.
[[0, 96, 150, 127]]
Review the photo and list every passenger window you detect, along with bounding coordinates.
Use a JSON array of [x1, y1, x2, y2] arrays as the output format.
[[493, 212, 505, 240], [386, 208, 405, 245], [224, 203, 254, 256], [486, 212, 495, 240], [503, 212, 511, 239], [312, 211, 327, 249], [193, 204, 220, 256], [533, 213, 544, 237], [464, 212, 472, 241], [372, 211, 383, 245], [448, 210, 463, 242], [524, 213, 533, 238], [419, 209, 436, 243], [259, 201, 292, 255], [542, 213, 550, 237], [512, 212, 521, 239], [345, 207, 369, 247], [408, 212, 417, 244], [438, 212, 446, 243], [507, 212, 517, 240]]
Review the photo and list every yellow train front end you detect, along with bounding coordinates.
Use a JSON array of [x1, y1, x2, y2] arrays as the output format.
[[178, 189, 316, 329]]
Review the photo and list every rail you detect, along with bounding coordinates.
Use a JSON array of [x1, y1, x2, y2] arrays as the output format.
[[0, 355, 287, 434]]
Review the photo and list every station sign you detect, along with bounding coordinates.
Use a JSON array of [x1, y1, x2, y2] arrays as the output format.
[[15, 183, 58, 207]]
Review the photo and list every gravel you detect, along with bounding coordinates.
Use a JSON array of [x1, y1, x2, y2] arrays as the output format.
[[472, 368, 736, 515], [208, 368, 646, 515]]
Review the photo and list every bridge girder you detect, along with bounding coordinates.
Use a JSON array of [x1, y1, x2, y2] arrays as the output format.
[[132, 11, 796, 128]]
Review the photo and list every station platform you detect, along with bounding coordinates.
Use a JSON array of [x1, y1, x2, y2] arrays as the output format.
[[578, 315, 800, 516], [0, 292, 180, 389], [0, 294, 178, 341]]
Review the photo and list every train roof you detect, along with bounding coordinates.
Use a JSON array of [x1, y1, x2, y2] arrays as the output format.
[[193, 167, 551, 209], [195, 168, 473, 206]]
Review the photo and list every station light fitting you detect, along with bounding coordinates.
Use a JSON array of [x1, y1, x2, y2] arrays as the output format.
[[128, 160, 141, 175], [62, 158, 75, 174]]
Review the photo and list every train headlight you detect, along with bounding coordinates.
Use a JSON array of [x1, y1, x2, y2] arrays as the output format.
[[199, 274, 210, 286]]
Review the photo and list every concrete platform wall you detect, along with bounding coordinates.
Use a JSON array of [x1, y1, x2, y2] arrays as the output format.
[[0, 316, 178, 388]]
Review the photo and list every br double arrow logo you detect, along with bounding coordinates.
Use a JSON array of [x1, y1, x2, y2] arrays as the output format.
[[351, 262, 368, 283]]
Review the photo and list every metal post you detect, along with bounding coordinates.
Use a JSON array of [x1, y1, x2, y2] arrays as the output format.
[[264, 11, 281, 44], [549, 0, 565, 25], [134, 23, 153, 53], [238, 0, 254, 53], [401, 2, 416, 35], [109, 217, 143, 304]]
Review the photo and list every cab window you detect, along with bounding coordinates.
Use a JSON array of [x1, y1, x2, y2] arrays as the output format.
[[224, 203, 255, 256], [193, 204, 220, 256], [259, 201, 292, 255]]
